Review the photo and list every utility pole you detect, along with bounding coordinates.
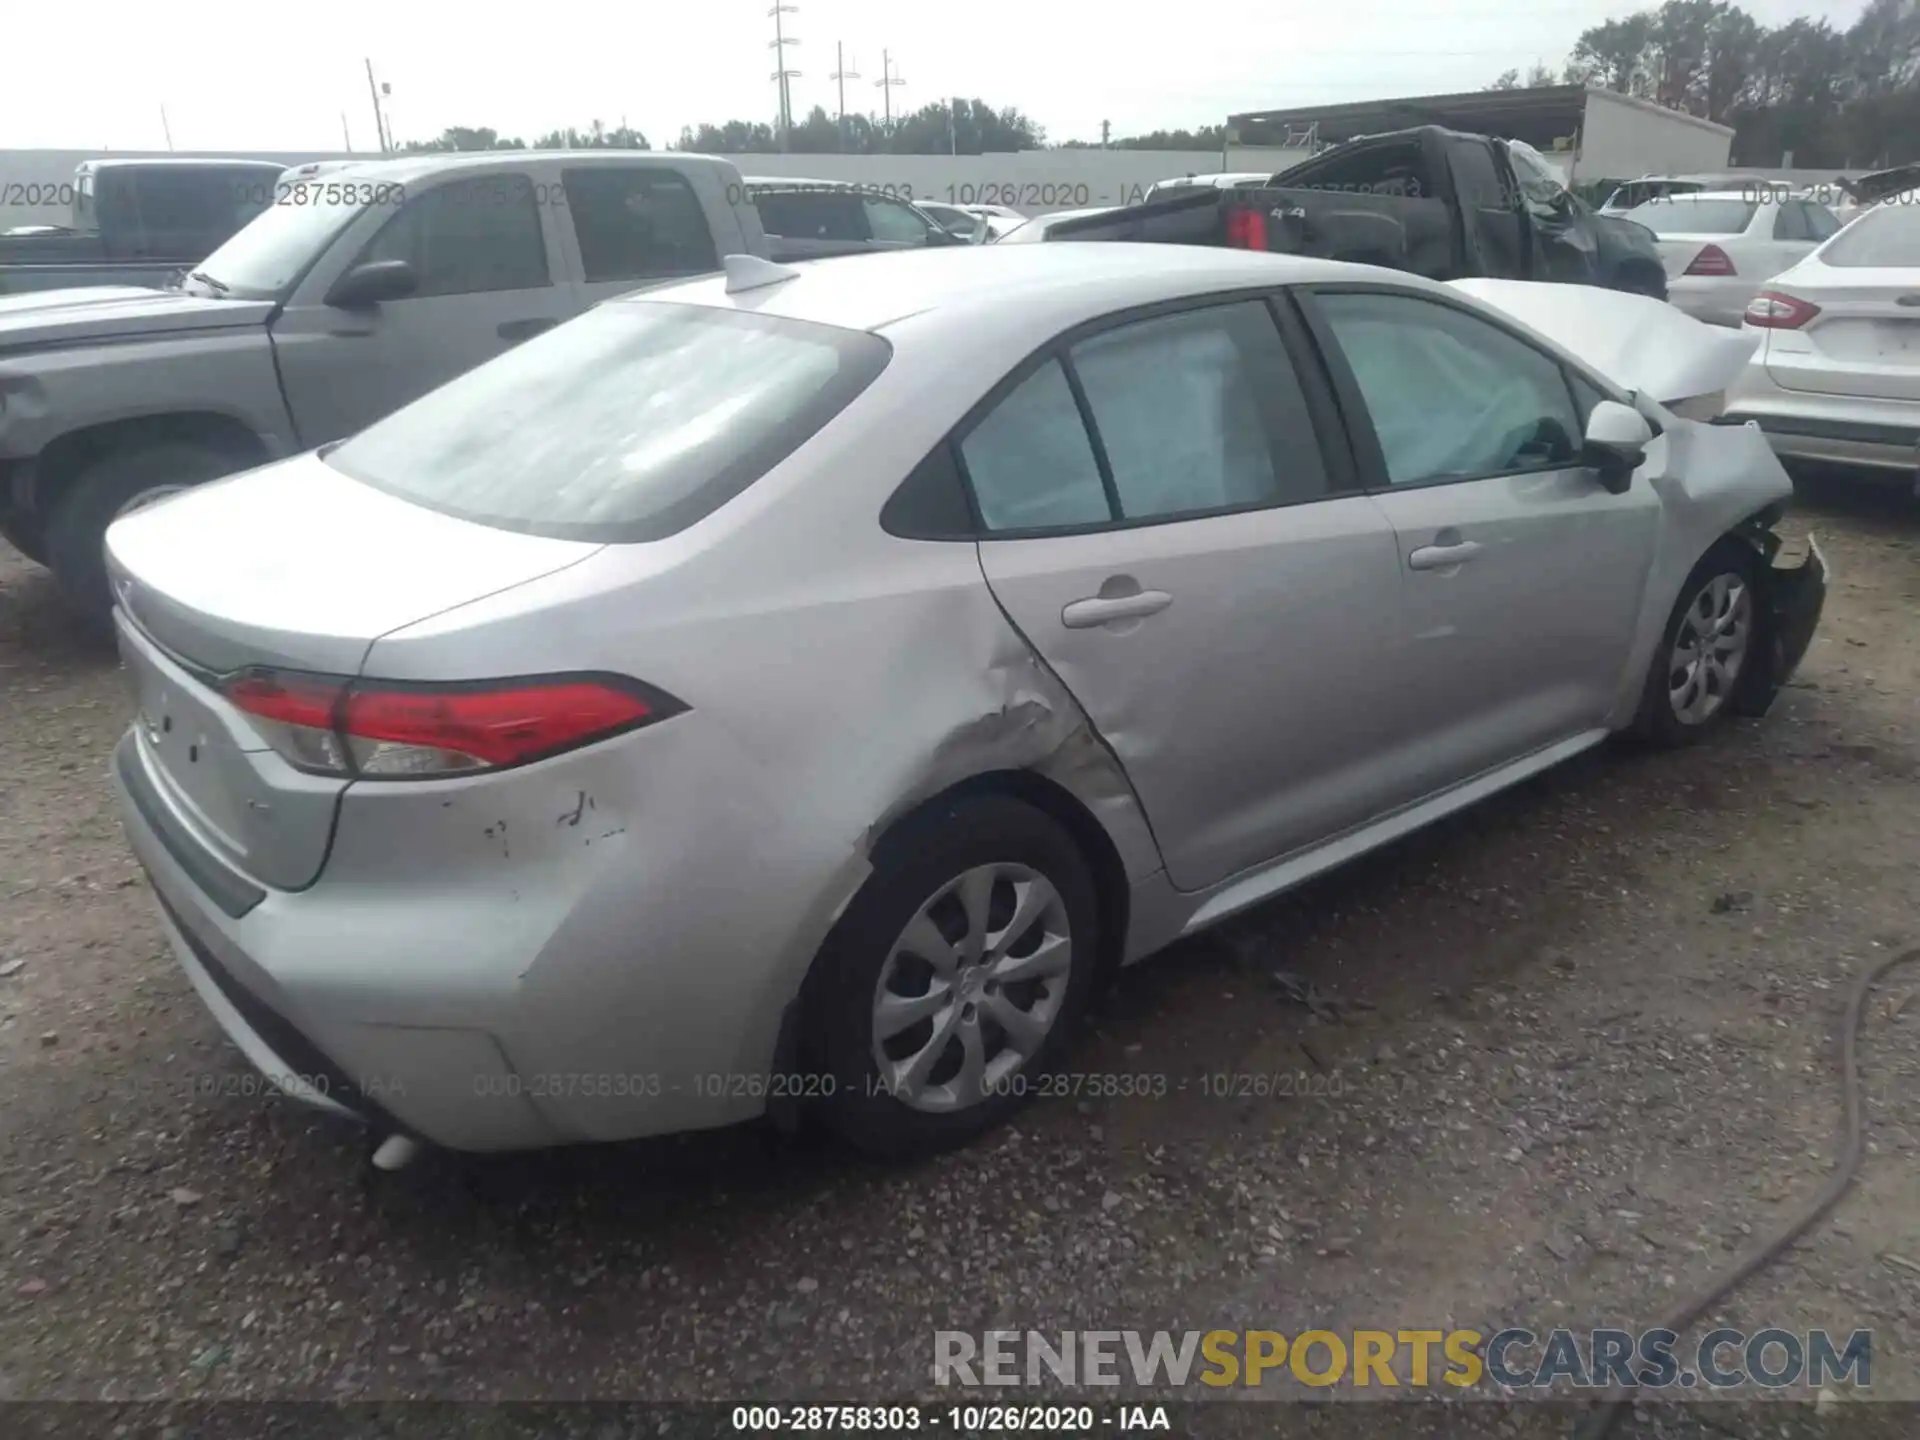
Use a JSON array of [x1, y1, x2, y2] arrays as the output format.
[[768, 4, 800, 151], [365, 59, 390, 154], [341, 112, 353, 151], [831, 43, 859, 148], [160, 106, 174, 150], [949, 98, 959, 156], [875, 50, 905, 133], [1100, 119, 1110, 148]]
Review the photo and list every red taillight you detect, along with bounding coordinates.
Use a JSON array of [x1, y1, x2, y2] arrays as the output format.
[[1744, 290, 1822, 330], [1225, 205, 1268, 250], [222, 671, 678, 778], [1683, 244, 1736, 277]]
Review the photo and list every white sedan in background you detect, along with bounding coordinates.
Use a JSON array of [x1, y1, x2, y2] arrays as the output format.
[[1625, 192, 1844, 327], [1725, 191, 1920, 487]]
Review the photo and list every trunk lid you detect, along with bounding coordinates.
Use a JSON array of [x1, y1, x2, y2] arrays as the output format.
[[106, 453, 602, 890], [0, 285, 272, 351], [1762, 260, 1920, 401]]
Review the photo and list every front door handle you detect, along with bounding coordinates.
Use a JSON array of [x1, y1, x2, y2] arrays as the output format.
[[1061, 590, 1173, 628], [1408, 540, 1483, 571], [497, 317, 558, 344]]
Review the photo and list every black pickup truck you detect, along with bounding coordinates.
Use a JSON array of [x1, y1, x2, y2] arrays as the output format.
[[1006, 125, 1669, 299]]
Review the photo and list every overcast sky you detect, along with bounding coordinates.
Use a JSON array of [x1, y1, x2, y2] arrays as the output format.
[[4, 0, 1872, 154]]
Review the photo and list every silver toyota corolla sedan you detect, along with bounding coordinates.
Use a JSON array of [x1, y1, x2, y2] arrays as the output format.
[[106, 244, 1826, 1162]]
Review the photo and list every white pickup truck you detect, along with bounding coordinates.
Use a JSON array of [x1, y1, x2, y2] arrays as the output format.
[[0, 150, 769, 618]]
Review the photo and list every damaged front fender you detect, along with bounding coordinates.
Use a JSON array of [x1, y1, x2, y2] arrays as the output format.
[[1730, 526, 1830, 719]]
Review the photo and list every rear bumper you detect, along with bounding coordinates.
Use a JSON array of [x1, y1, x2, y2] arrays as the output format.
[[1719, 412, 1920, 473], [1666, 277, 1752, 329], [1723, 358, 1920, 476]]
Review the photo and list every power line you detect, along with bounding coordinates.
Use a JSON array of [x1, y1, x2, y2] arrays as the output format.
[[768, 4, 801, 150], [875, 49, 905, 131], [831, 43, 861, 144]]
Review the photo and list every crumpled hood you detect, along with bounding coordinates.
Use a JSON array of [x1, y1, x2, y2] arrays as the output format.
[[0, 285, 272, 352], [1447, 277, 1758, 404]]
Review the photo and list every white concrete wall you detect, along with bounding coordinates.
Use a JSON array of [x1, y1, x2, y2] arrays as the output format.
[[0, 146, 1308, 229], [1575, 91, 1734, 184]]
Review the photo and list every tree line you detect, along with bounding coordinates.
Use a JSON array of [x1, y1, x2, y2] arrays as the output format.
[[1490, 0, 1920, 168], [396, 2, 1916, 167]]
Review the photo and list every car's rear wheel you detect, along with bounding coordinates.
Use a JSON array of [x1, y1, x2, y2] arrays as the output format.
[[43, 441, 242, 624], [804, 794, 1100, 1158], [1635, 541, 1759, 745]]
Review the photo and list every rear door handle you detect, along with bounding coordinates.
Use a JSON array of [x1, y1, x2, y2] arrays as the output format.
[[497, 317, 558, 343], [1061, 590, 1173, 628], [1408, 540, 1482, 571]]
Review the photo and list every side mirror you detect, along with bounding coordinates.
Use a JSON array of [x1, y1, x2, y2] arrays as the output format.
[[1583, 399, 1654, 494], [326, 259, 418, 309]]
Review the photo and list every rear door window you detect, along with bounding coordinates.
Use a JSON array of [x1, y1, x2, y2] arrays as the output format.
[[754, 188, 868, 241], [562, 167, 719, 283], [1069, 301, 1329, 517], [325, 301, 891, 542], [863, 196, 934, 244], [355, 174, 550, 297]]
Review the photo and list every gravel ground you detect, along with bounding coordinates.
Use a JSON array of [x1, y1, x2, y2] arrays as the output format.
[[1, 472, 1917, 1434]]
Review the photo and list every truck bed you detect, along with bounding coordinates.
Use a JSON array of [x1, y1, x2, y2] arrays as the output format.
[[1027, 183, 1461, 279]]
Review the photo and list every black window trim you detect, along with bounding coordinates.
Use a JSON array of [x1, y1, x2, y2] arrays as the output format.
[[886, 285, 1365, 543], [348, 169, 555, 299], [1292, 280, 1634, 496]]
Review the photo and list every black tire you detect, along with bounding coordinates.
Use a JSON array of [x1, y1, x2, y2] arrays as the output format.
[[1615, 263, 1668, 300], [0, 513, 48, 566], [1633, 539, 1762, 747], [42, 442, 243, 623], [803, 793, 1101, 1159]]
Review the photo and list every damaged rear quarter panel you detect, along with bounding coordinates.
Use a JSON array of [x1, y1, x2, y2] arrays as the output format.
[[346, 356, 1165, 1136]]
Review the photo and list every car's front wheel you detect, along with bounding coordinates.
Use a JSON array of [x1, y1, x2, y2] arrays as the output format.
[[1635, 541, 1760, 745], [804, 793, 1100, 1158]]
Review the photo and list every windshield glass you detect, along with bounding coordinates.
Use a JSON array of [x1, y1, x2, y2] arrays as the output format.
[[1821, 195, 1920, 267], [326, 301, 892, 543], [191, 189, 373, 298], [1624, 198, 1757, 235]]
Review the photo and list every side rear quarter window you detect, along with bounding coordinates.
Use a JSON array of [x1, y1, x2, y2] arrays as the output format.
[[958, 360, 1112, 531]]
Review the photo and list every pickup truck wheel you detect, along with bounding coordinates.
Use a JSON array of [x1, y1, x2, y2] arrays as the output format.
[[44, 442, 241, 623], [0, 514, 48, 565]]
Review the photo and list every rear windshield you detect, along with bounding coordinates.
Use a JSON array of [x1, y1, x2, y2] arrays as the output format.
[[1820, 197, 1920, 268], [325, 301, 891, 542], [1624, 198, 1757, 235]]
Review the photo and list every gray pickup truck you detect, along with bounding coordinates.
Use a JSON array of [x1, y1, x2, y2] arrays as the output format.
[[0, 158, 287, 296], [0, 150, 767, 617]]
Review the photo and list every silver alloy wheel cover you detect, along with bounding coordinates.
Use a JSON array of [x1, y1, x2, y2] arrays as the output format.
[[871, 862, 1073, 1114], [1668, 571, 1753, 726], [112, 485, 191, 522]]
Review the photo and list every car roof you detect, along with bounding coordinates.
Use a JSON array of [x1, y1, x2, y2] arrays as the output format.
[[257, 151, 743, 185], [78, 157, 285, 173], [626, 242, 1391, 335]]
